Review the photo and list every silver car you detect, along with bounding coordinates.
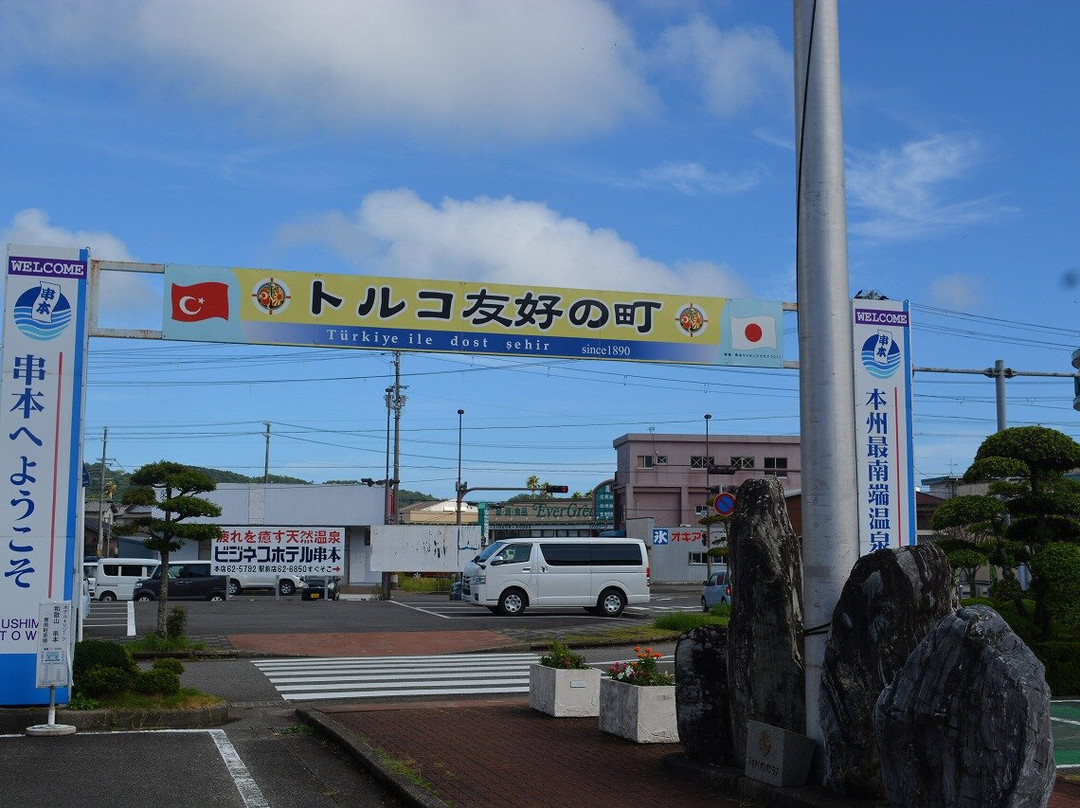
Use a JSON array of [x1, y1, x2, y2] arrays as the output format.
[[701, 569, 732, 611]]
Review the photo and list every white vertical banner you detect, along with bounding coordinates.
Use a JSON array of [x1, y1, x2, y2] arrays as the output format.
[[852, 299, 916, 555], [36, 601, 72, 688], [0, 245, 89, 704]]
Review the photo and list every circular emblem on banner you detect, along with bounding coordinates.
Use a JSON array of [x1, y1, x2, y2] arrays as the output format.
[[13, 284, 72, 341], [860, 331, 901, 379], [252, 278, 292, 316], [675, 304, 708, 338]]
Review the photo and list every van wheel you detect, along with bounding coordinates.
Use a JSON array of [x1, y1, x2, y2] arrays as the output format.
[[598, 588, 626, 618], [279, 580, 296, 596], [228, 579, 242, 597], [498, 588, 527, 616], [99, 592, 116, 602]]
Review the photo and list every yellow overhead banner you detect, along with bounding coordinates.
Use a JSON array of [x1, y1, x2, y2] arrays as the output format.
[[163, 265, 784, 366]]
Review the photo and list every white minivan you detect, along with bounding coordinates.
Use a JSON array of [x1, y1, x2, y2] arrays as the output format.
[[462, 537, 650, 617], [89, 557, 160, 601]]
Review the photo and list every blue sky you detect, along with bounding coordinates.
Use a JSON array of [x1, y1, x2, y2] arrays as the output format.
[[1, 1, 1077, 499]]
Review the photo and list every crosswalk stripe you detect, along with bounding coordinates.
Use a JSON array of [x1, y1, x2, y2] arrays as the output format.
[[253, 653, 540, 702]]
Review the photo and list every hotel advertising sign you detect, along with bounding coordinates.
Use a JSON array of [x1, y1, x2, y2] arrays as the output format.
[[852, 299, 916, 555], [212, 526, 345, 576], [162, 265, 784, 367], [0, 245, 89, 704]]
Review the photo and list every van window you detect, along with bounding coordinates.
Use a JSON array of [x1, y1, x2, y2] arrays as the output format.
[[475, 541, 507, 563], [591, 543, 643, 566], [102, 563, 148, 577], [539, 543, 590, 566], [497, 544, 531, 564]]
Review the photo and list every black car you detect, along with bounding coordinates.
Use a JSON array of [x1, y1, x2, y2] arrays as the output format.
[[134, 561, 228, 602], [300, 575, 340, 600]]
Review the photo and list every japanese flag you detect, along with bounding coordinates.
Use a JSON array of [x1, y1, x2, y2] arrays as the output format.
[[730, 315, 776, 350]]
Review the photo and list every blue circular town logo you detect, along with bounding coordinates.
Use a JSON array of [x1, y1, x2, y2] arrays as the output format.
[[860, 330, 901, 379], [13, 283, 72, 340]]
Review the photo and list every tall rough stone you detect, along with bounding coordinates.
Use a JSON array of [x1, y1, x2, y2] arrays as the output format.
[[820, 544, 956, 798], [874, 605, 1055, 808], [726, 476, 804, 763], [675, 624, 733, 764]]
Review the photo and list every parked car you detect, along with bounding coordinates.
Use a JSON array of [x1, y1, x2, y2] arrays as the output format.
[[133, 561, 228, 602], [300, 575, 340, 601], [701, 568, 732, 611]]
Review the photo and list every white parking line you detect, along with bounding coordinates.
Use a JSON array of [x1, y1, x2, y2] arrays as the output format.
[[388, 599, 451, 619]]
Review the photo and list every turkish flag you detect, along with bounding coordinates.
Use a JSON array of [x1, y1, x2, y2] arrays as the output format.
[[171, 282, 230, 322]]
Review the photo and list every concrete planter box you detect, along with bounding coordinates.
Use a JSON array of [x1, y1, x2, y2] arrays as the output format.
[[529, 664, 600, 717], [598, 677, 678, 743]]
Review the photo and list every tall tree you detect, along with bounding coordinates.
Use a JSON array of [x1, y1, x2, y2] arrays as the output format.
[[959, 426, 1080, 636], [115, 461, 222, 635]]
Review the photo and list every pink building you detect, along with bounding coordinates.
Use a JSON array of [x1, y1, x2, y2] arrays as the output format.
[[612, 433, 802, 530]]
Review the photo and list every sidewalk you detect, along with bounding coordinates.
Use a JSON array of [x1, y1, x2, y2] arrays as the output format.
[[301, 696, 1080, 808]]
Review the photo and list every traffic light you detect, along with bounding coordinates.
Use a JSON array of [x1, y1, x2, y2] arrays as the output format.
[[544, 484, 569, 494]]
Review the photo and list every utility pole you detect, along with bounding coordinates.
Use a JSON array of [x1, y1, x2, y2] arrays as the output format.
[[794, 0, 858, 766], [263, 421, 271, 484], [96, 427, 108, 558], [391, 351, 407, 524]]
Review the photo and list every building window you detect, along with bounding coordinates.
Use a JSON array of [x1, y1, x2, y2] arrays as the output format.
[[637, 455, 654, 469], [730, 456, 755, 470], [764, 457, 788, 478], [656, 455, 668, 465], [689, 552, 708, 565], [690, 456, 715, 469]]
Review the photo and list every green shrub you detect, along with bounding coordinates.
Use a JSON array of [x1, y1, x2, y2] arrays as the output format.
[[77, 665, 133, 698], [538, 640, 588, 669], [132, 667, 181, 696], [67, 691, 99, 711], [73, 640, 137, 681], [151, 657, 185, 676], [166, 606, 188, 640], [1031, 641, 1080, 697]]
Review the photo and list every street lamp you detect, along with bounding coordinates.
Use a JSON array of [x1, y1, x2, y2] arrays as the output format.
[[704, 413, 712, 578]]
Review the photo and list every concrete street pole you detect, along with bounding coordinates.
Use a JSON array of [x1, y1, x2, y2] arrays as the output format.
[[793, 0, 860, 764]]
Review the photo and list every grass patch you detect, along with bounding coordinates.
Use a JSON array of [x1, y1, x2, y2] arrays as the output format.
[[375, 749, 434, 791], [124, 634, 206, 655], [396, 575, 453, 593], [652, 609, 730, 633], [83, 687, 224, 711]]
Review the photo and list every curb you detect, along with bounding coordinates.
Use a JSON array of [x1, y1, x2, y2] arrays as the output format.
[[296, 707, 446, 808], [0, 703, 231, 735]]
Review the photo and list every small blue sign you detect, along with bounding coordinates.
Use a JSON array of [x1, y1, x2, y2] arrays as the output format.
[[652, 528, 670, 545]]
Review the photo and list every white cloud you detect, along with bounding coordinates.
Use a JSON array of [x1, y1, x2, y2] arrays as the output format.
[[276, 189, 752, 297], [637, 161, 766, 194], [847, 134, 1019, 241], [1, 209, 159, 324], [928, 273, 985, 309], [3, 0, 656, 142], [654, 18, 790, 117], [2, 209, 133, 262]]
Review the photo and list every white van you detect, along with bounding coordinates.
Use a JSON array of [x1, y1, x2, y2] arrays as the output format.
[[461, 538, 650, 617], [90, 557, 160, 601]]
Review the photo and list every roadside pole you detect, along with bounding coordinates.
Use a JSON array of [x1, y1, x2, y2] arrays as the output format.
[[793, 0, 860, 774]]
